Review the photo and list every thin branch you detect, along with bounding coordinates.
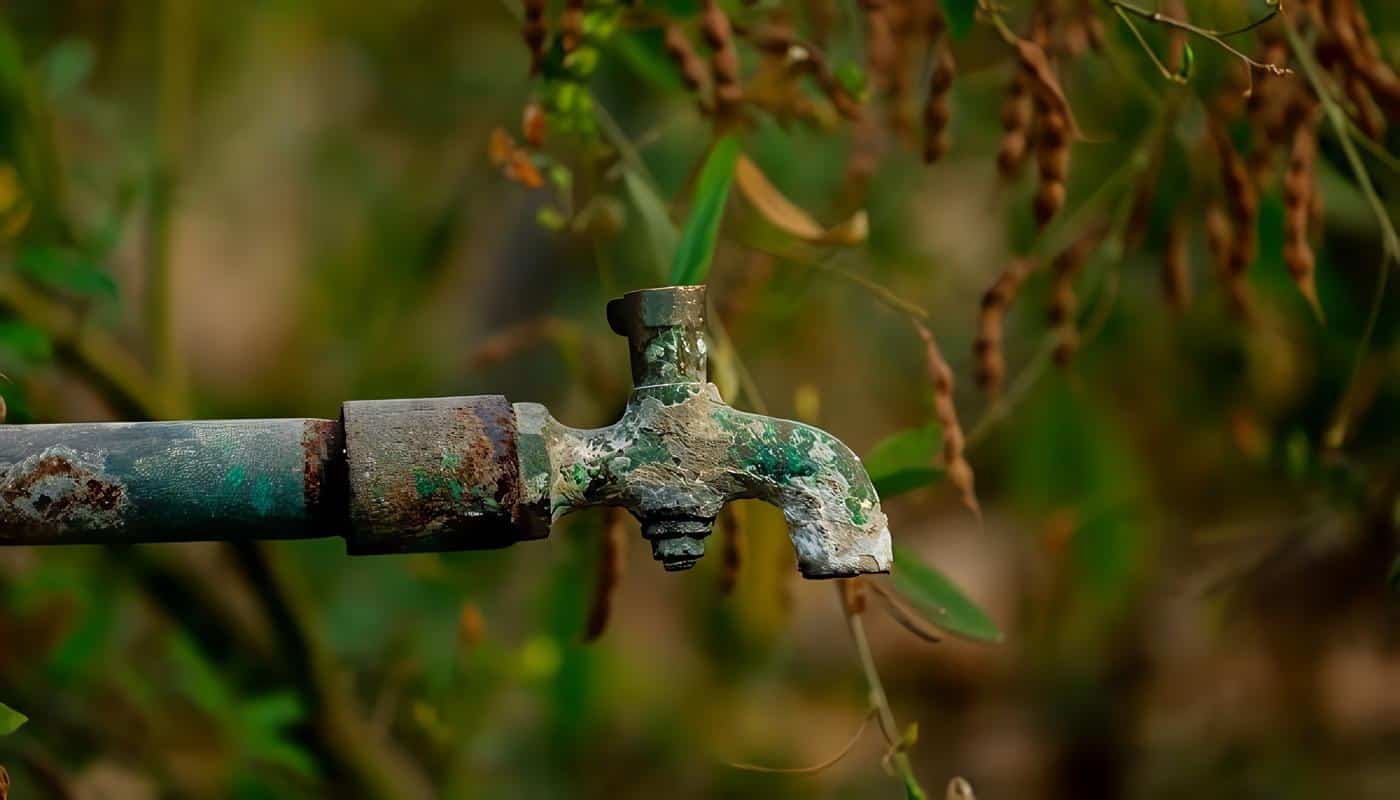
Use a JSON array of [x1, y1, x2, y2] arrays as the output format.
[[1105, 0, 1291, 79], [1114, 6, 1186, 84], [839, 586, 927, 797], [728, 709, 875, 774]]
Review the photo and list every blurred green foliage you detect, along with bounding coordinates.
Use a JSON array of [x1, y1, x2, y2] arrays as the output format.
[[0, 0, 1397, 798]]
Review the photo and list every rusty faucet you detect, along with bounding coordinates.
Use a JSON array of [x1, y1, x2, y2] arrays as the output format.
[[0, 286, 892, 578]]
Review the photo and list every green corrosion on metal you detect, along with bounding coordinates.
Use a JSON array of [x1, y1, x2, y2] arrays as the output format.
[[514, 284, 893, 577], [514, 383, 891, 578], [0, 420, 339, 545]]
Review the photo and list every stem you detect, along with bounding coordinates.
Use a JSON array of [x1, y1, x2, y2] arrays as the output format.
[[840, 586, 925, 797], [147, 0, 193, 406]]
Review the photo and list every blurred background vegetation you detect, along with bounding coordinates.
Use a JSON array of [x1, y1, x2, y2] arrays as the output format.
[[1, 0, 1399, 797]]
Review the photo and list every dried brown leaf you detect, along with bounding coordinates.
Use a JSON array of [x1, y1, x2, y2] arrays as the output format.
[[735, 155, 868, 245]]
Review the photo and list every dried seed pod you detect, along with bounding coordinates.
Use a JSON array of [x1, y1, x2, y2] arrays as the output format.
[[522, 0, 547, 76], [1034, 103, 1070, 228], [664, 23, 710, 100], [1329, 0, 1400, 120], [974, 259, 1032, 396], [1205, 202, 1251, 319], [1048, 230, 1099, 367], [1345, 73, 1386, 139], [914, 321, 978, 517], [1211, 123, 1258, 319], [860, 0, 897, 93], [718, 504, 745, 595], [842, 114, 882, 205], [561, 0, 584, 54], [886, 0, 920, 143], [1163, 216, 1192, 313], [702, 0, 743, 114], [762, 27, 864, 121], [1246, 37, 1292, 186], [584, 508, 627, 642], [1284, 118, 1323, 316], [922, 38, 956, 163], [997, 70, 1033, 179]]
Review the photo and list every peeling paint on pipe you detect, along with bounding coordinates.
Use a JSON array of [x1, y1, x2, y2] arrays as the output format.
[[0, 419, 344, 545]]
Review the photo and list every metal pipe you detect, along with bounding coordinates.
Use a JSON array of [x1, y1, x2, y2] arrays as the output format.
[[0, 418, 343, 545], [0, 287, 894, 577]]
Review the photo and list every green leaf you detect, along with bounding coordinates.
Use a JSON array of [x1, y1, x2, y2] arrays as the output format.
[[669, 135, 740, 286], [623, 168, 678, 279], [940, 0, 976, 39], [892, 545, 1003, 643], [0, 701, 27, 735], [865, 423, 944, 499], [16, 246, 117, 298], [0, 320, 52, 363]]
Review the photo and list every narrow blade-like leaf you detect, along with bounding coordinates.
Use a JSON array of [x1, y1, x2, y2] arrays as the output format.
[[892, 545, 1002, 643], [669, 135, 740, 286]]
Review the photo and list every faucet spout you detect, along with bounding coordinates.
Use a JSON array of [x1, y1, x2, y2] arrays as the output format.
[[513, 286, 893, 578]]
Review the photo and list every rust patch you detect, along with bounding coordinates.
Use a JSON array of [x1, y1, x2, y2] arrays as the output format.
[[301, 418, 348, 526], [342, 395, 527, 554], [453, 396, 522, 519], [0, 446, 129, 540]]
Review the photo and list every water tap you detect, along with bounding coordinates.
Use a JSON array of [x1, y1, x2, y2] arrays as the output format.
[[0, 287, 892, 578]]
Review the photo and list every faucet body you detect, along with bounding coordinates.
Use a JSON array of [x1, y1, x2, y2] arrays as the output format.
[[0, 287, 892, 577]]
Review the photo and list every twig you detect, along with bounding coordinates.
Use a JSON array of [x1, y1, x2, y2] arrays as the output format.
[[1104, 0, 1290, 80], [728, 709, 875, 774]]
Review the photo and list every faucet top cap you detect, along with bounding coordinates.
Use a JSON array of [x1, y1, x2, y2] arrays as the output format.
[[607, 285, 707, 337]]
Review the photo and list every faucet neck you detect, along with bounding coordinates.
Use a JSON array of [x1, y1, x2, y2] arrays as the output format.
[[607, 286, 708, 388]]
